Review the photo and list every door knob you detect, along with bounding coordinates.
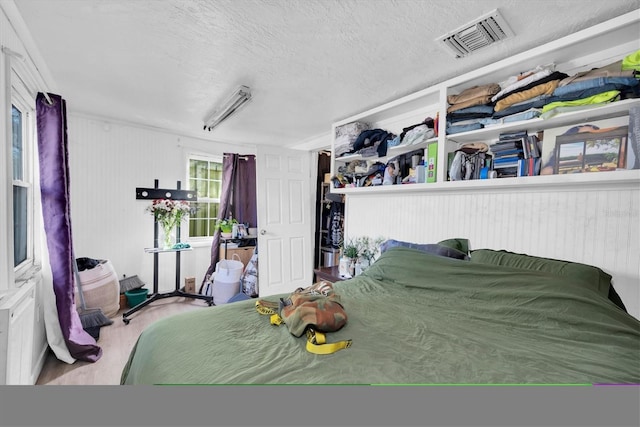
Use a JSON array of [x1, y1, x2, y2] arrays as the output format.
[[260, 229, 266, 235]]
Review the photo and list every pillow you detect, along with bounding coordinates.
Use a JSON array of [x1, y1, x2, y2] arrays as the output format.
[[607, 286, 627, 312], [437, 238, 470, 256], [379, 239, 469, 260], [469, 249, 612, 298]]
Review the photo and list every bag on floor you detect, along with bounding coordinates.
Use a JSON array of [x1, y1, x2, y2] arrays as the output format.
[[75, 258, 120, 318], [241, 248, 259, 297], [215, 254, 244, 282]]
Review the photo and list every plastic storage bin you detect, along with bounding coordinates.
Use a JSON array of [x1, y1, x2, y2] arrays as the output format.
[[125, 288, 149, 308]]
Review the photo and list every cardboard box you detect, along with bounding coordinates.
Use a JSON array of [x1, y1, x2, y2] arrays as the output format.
[[184, 276, 196, 294]]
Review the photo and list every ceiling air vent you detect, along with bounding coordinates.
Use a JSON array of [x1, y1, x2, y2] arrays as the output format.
[[437, 9, 514, 59]]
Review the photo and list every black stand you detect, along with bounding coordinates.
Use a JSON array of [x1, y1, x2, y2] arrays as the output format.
[[123, 180, 213, 325]]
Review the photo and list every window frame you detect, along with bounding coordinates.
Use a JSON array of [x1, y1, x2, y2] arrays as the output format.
[[185, 153, 223, 242], [10, 71, 36, 283]]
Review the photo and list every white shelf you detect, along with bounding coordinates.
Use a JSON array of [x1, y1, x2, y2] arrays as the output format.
[[144, 247, 193, 253], [446, 99, 639, 145], [331, 169, 640, 195], [335, 137, 438, 165], [330, 10, 640, 195]]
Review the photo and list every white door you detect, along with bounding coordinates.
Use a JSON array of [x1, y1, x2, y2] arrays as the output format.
[[256, 145, 313, 297]]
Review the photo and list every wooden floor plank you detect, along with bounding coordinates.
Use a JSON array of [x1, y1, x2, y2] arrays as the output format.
[[36, 297, 210, 385]]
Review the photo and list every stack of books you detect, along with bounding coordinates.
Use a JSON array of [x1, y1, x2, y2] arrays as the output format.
[[491, 130, 542, 178]]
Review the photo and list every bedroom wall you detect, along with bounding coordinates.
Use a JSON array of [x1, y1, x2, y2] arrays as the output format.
[[66, 113, 256, 294], [1, 2, 51, 384], [0, 0, 32, 290], [343, 185, 640, 320]]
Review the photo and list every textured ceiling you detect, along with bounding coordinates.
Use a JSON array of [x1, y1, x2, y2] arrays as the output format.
[[11, 0, 640, 148]]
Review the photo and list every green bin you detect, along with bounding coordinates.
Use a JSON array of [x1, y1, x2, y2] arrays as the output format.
[[125, 288, 149, 307]]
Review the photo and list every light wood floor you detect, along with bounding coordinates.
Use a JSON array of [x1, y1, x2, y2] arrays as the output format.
[[36, 297, 210, 385]]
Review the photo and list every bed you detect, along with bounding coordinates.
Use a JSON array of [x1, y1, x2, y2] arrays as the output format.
[[120, 242, 639, 385]]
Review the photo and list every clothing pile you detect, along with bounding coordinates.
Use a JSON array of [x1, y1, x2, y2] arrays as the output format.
[[335, 159, 386, 187], [445, 49, 640, 135], [349, 128, 397, 158], [334, 121, 370, 157], [491, 64, 568, 120], [540, 54, 639, 119], [387, 117, 437, 149], [446, 83, 500, 135]]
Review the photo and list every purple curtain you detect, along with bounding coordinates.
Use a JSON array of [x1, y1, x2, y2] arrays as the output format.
[[234, 155, 257, 227], [200, 153, 256, 292], [36, 92, 102, 362]]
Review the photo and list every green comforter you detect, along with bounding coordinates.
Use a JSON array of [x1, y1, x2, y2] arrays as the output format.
[[121, 248, 639, 385]]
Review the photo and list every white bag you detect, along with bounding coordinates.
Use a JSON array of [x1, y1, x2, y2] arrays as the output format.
[[212, 275, 240, 305], [215, 254, 244, 282], [75, 259, 120, 317], [240, 248, 259, 297]]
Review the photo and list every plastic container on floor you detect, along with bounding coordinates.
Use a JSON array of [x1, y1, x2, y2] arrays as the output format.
[[125, 288, 149, 308], [212, 276, 240, 305], [215, 254, 244, 283]]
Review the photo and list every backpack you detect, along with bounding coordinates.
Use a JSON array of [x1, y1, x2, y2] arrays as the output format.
[[449, 143, 490, 181], [255, 281, 352, 355]]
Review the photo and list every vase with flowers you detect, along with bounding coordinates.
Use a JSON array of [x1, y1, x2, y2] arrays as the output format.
[[340, 236, 384, 277], [341, 238, 361, 277], [146, 199, 192, 249], [355, 236, 385, 269]]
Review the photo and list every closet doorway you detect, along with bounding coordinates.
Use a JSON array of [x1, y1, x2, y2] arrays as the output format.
[[314, 150, 343, 270]]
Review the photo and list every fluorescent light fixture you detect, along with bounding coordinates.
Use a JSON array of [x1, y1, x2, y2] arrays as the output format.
[[203, 85, 252, 131]]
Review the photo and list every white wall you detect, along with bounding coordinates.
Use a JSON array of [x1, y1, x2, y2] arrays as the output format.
[[67, 114, 256, 293], [1, 1, 51, 384], [344, 185, 640, 320]]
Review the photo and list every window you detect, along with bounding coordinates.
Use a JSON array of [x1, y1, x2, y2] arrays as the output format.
[[13, 105, 27, 266], [188, 156, 223, 238], [11, 81, 34, 276]]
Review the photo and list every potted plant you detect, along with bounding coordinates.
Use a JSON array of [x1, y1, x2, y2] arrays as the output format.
[[215, 217, 239, 238], [342, 239, 360, 260], [340, 236, 385, 276], [341, 238, 361, 277]]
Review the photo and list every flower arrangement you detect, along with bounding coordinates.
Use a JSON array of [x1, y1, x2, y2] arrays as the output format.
[[341, 236, 385, 264], [356, 236, 385, 264], [339, 236, 384, 277], [146, 199, 192, 248]]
